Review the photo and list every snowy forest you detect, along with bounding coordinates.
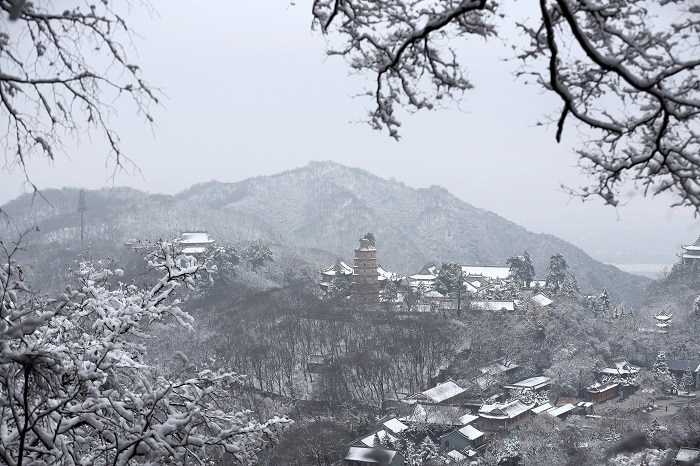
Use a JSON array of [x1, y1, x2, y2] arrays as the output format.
[[3, 1, 700, 466]]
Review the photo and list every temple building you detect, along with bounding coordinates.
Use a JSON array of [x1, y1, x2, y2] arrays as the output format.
[[174, 231, 216, 254], [352, 237, 380, 304], [680, 235, 700, 264], [318, 259, 354, 293]]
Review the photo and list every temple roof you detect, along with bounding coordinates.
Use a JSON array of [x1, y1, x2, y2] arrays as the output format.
[[176, 231, 215, 245], [682, 235, 700, 251], [461, 265, 511, 280], [320, 259, 354, 276]]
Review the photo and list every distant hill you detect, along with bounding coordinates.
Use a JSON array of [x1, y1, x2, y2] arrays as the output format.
[[1, 161, 649, 305]]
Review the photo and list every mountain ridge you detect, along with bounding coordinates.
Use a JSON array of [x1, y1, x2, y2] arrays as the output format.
[[1, 161, 649, 305]]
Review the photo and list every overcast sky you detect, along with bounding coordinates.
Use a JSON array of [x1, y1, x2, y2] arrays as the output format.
[[2, 1, 698, 266]]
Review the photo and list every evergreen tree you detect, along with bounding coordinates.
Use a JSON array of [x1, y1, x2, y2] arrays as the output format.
[[381, 281, 399, 306], [693, 295, 700, 317], [507, 251, 536, 288], [546, 253, 569, 292], [240, 239, 274, 271], [418, 436, 439, 461], [328, 276, 352, 299], [435, 262, 463, 297], [403, 283, 424, 312], [364, 232, 376, 246], [201, 245, 239, 294], [680, 364, 695, 395], [652, 351, 673, 392], [373, 432, 382, 447], [599, 288, 611, 313]]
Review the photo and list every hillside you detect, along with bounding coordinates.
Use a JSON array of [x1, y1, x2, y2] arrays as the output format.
[[1, 161, 649, 305]]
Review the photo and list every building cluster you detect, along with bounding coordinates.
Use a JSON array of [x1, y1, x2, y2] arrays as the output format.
[[342, 358, 647, 465], [319, 236, 553, 311], [125, 231, 216, 254]]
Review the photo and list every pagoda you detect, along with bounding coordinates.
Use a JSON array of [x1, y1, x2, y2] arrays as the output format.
[[680, 235, 700, 264], [352, 236, 379, 304]]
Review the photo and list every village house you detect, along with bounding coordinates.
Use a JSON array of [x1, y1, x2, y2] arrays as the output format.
[[439, 424, 486, 455], [583, 382, 619, 403], [476, 400, 534, 432], [405, 380, 468, 405], [504, 376, 551, 395], [545, 403, 576, 419], [667, 359, 700, 389]]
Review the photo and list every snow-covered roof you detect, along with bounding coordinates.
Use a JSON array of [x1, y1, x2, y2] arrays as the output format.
[[653, 313, 672, 321], [383, 418, 408, 435], [459, 413, 479, 425], [479, 400, 533, 419], [345, 447, 398, 463], [409, 263, 439, 280], [546, 404, 575, 418], [320, 259, 354, 276], [471, 300, 515, 311], [457, 424, 485, 440], [667, 359, 700, 372], [447, 450, 467, 462], [599, 360, 639, 376], [530, 293, 553, 307], [586, 382, 619, 393], [181, 246, 206, 254], [177, 232, 215, 245], [419, 381, 466, 403], [506, 376, 550, 390], [531, 403, 554, 414], [377, 264, 402, 281], [461, 265, 511, 280], [676, 447, 700, 463], [419, 289, 443, 299], [360, 430, 396, 447]]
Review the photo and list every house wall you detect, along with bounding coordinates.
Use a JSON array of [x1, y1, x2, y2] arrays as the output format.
[[584, 385, 618, 403], [439, 431, 484, 453], [477, 412, 531, 432], [440, 431, 470, 453]]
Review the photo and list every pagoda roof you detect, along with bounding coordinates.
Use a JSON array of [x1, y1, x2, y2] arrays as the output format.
[[320, 259, 354, 276], [683, 234, 700, 249]]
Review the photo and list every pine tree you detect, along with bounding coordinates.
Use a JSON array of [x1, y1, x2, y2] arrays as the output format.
[[652, 352, 673, 393], [681, 364, 695, 395], [418, 436, 439, 461], [77, 189, 87, 248], [545, 253, 568, 292], [599, 288, 611, 313]]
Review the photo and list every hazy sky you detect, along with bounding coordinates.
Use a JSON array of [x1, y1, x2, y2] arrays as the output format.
[[2, 1, 698, 265]]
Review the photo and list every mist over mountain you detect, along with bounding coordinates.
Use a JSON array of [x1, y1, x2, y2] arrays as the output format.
[[1, 161, 649, 305]]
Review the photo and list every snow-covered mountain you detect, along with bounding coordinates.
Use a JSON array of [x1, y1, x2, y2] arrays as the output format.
[[1, 161, 649, 305]]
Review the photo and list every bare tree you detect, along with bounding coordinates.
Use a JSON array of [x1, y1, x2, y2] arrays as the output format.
[[312, 0, 700, 210], [0, 1, 158, 189]]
